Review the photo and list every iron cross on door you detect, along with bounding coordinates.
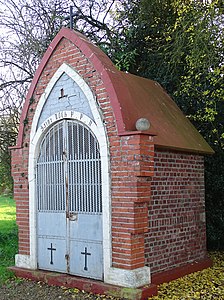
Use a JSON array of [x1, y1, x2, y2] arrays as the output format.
[[81, 247, 91, 270], [47, 243, 56, 265], [36, 119, 103, 279]]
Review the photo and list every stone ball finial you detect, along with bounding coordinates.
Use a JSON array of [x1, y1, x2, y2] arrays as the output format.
[[135, 118, 150, 131]]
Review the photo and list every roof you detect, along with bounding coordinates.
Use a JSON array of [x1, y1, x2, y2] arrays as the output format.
[[15, 27, 214, 154], [116, 72, 214, 154]]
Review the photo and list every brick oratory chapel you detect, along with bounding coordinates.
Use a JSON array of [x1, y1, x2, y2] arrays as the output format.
[[10, 28, 213, 299]]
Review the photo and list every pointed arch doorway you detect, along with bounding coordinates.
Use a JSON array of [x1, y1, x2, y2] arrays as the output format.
[[36, 118, 103, 280], [27, 64, 111, 283]]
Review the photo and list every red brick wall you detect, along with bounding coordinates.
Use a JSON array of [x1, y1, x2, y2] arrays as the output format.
[[145, 149, 207, 274]]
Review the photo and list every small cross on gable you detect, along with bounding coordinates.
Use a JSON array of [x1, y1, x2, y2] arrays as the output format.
[[64, 6, 77, 29]]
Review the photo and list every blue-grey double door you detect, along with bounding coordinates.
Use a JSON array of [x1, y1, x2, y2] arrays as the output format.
[[36, 120, 103, 280]]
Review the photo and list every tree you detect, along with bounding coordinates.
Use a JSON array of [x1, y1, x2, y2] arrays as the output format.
[[69, 0, 122, 50], [0, 0, 69, 97], [0, 0, 69, 192], [0, 113, 18, 193], [0, 0, 122, 193], [113, 0, 224, 249]]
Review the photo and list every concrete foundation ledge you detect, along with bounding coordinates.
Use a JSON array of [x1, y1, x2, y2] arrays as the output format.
[[151, 257, 212, 285], [105, 266, 151, 288], [15, 254, 35, 269], [8, 267, 158, 300], [9, 258, 212, 299]]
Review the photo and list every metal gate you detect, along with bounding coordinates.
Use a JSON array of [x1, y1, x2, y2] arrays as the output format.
[[36, 119, 103, 279]]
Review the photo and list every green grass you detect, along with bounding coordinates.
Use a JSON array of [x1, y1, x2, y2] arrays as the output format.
[[0, 194, 18, 286]]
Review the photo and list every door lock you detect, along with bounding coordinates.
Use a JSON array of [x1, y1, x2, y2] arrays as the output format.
[[69, 212, 78, 221]]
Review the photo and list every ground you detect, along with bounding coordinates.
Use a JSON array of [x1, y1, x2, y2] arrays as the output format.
[[0, 278, 120, 300]]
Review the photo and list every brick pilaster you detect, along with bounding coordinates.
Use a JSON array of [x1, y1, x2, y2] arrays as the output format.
[[111, 133, 154, 269]]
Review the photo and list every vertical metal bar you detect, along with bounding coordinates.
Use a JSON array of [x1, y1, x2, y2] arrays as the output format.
[[36, 164, 38, 210], [42, 161, 44, 211], [77, 124, 81, 212], [56, 129, 58, 211], [39, 149, 42, 211], [59, 160, 62, 211], [76, 123, 79, 212], [74, 124, 77, 211], [64, 120, 70, 274], [53, 128, 54, 211], [53, 126, 56, 212], [56, 123, 62, 211], [94, 140, 97, 213], [92, 138, 95, 213], [99, 147, 101, 213], [48, 133, 51, 211], [49, 129, 52, 211], [86, 130, 90, 213], [44, 137, 47, 211], [36, 164, 39, 210], [98, 159, 102, 213], [44, 136, 48, 210], [70, 121, 74, 212], [44, 140, 46, 211], [70, 121, 72, 212], [40, 144, 43, 211], [58, 124, 61, 211], [76, 123, 78, 212], [71, 123, 73, 211], [68, 122, 71, 212], [46, 133, 49, 211], [80, 125, 83, 212], [83, 126, 86, 213], [96, 142, 99, 213], [55, 126, 58, 212], [43, 163, 45, 210], [67, 121, 70, 212], [89, 134, 91, 214], [39, 164, 41, 211], [83, 127, 86, 213], [52, 127, 54, 211], [51, 128, 54, 211], [90, 139, 93, 213], [64, 120, 68, 217]]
